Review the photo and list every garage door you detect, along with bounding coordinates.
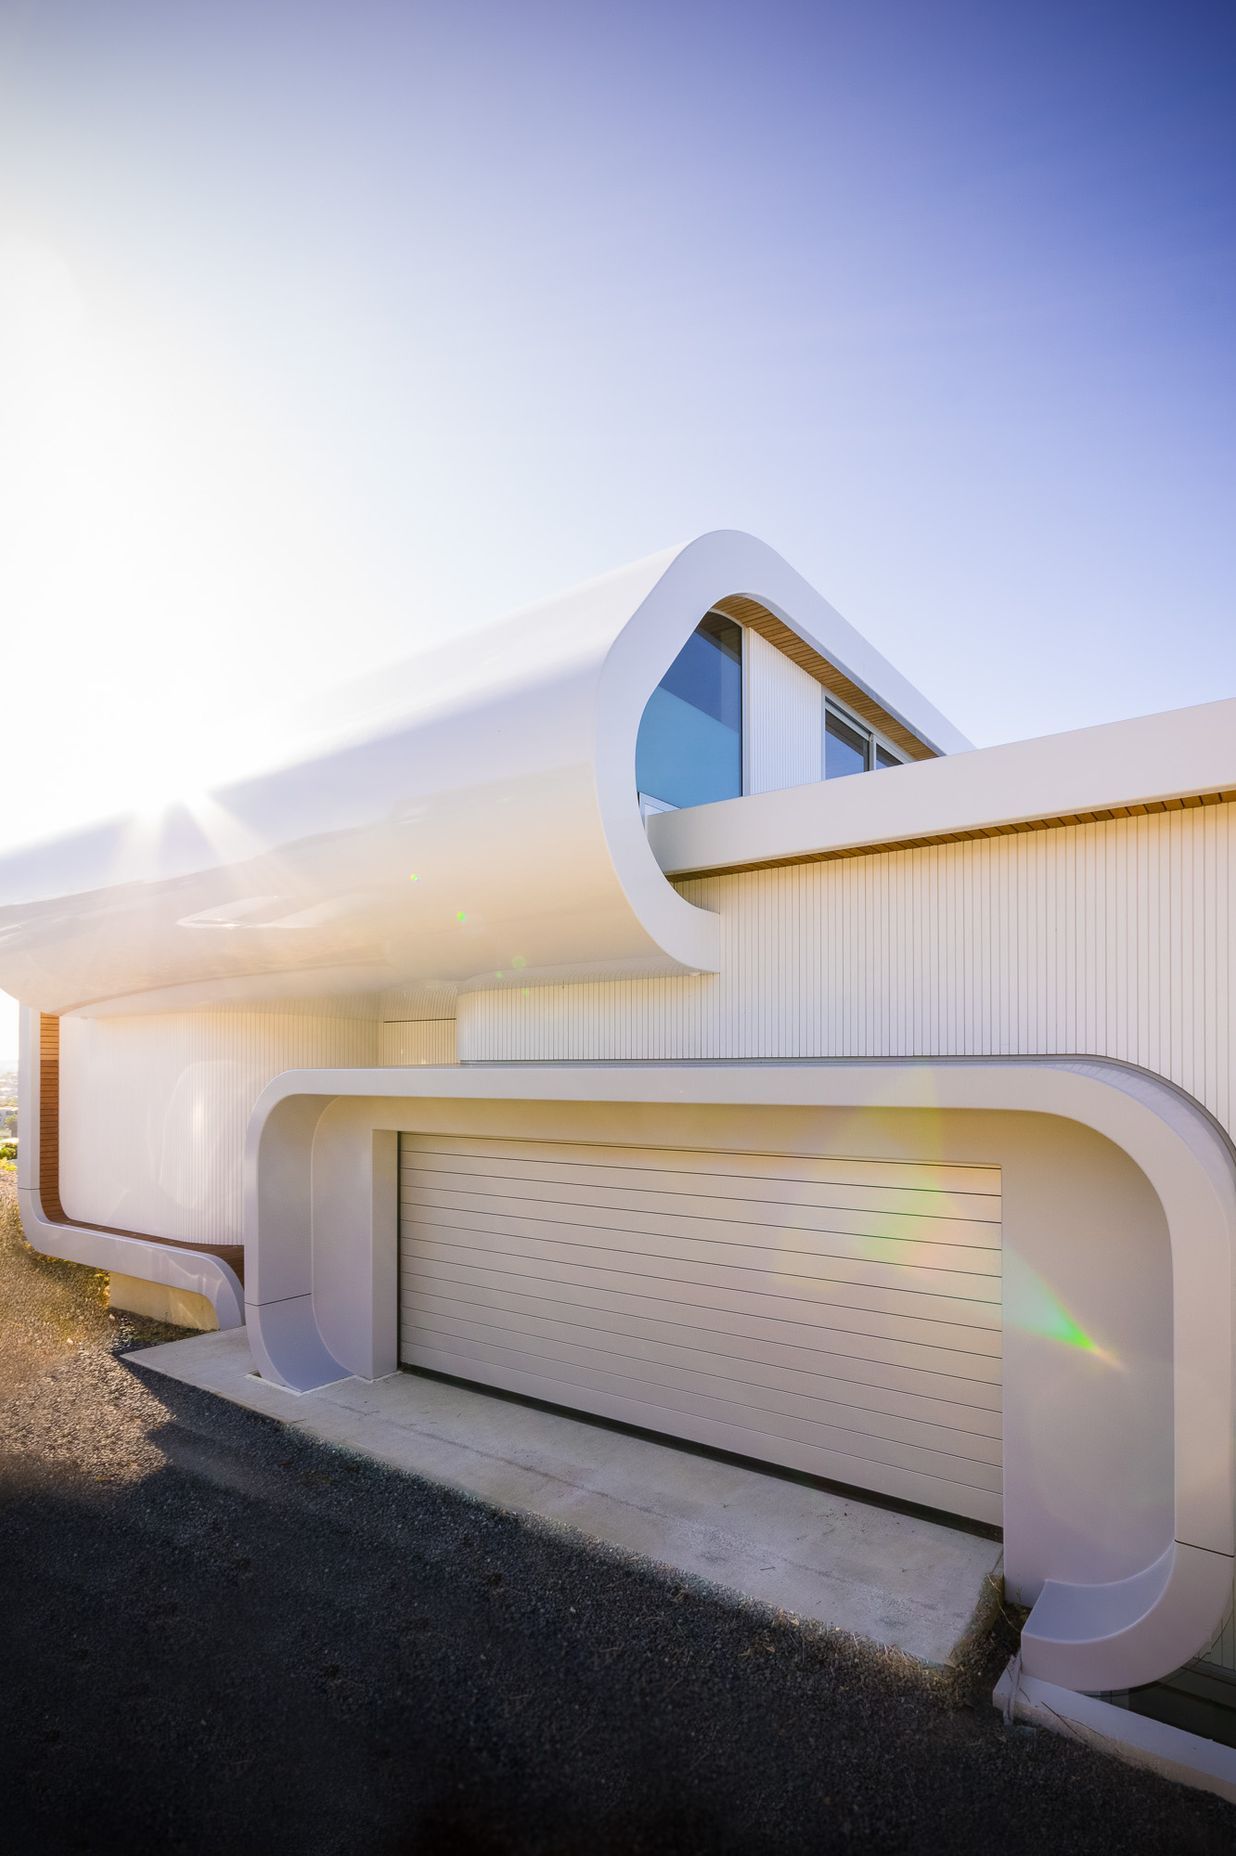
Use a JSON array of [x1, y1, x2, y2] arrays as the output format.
[[399, 1133, 1002, 1524]]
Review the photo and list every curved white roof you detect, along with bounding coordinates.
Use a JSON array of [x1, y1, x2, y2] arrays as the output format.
[[0, 531, 967, 1016]]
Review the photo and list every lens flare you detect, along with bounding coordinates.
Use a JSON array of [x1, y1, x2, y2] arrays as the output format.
[[1008, 1256, 1120, 1367]]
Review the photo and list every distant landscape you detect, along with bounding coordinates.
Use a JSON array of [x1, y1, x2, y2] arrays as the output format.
[[0, 1064, 17, 1166]]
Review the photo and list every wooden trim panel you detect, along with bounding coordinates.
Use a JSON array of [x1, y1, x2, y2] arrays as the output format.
[[38, 1012, 64, 1222], [716, 595, 937, 763], [666, 788, 1236, 880]]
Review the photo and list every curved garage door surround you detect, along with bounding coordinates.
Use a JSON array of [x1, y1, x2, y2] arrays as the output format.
[[399, 1134, 1004, 1524], [243, 1058, 1236, 1696]]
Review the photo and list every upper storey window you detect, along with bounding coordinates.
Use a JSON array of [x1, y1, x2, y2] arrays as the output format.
[[825, 700, 904, 778], [824, 708, 868, 779], [636, 612, 743, 810]]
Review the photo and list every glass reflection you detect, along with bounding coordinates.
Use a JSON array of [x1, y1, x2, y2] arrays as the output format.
[[636, 613, 742, 809]]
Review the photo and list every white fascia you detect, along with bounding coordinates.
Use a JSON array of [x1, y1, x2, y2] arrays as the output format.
[[648, 694, 1236, 878]]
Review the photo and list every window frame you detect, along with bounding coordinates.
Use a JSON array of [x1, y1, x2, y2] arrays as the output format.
[[638, 613, 912, 817], [823, 694, 905, 777], [638, 791, 678, 821]]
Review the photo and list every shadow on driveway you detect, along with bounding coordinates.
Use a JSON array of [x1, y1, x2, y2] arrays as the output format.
[[0, 1189, 1232, 1853]]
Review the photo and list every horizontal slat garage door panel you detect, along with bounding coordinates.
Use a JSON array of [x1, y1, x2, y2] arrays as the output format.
[[406, 1283, 1003, 1410], [408, 1247, 1001, 1354], [399, 1134, 1003, 1524], [403, 1274, 1003, 1390], [405, 1179, 1002, 1261], [404, 1202, 1001, 1303], [403, 1315, 1003, 1457], [407, 1134, 1000, 1198]]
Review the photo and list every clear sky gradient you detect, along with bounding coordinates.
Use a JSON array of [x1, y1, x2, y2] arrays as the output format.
[[1, 1, 1233, 1054]]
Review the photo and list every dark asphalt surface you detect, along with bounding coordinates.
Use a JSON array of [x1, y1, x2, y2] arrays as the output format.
[[1, 1179, 1234, 1855]]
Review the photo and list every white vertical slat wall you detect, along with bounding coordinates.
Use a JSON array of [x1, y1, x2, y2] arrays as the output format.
[[460, 803, 1236, 1136], [377, 982, 460, 1066], [744, 627, 823, 795], [379, 1020, 459, 1065], [379, 983, 461, 1021]]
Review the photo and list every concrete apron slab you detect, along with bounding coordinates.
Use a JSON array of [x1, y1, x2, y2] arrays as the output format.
[[129, 1328, 1002, 1669]]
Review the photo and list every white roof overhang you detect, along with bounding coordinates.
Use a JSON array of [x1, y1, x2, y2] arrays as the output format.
[[0, 530, 963, 1016]]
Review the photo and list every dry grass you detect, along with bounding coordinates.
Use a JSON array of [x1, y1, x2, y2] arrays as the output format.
[[0, 1172, 112, 1401]]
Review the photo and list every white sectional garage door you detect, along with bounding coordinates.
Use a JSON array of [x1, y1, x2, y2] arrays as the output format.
[[398, 1133, 1003, 1524]]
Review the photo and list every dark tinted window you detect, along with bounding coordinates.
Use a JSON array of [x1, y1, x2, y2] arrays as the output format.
[[825, 709, 868, 779]]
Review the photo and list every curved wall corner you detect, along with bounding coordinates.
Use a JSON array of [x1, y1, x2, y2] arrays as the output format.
[[593, 529, 966, 984], [1020, 1541, 1236, 1693], [14, 1007, 244, 1330], [241, 1055, 1235, 1694], [16, 1183, 245, 1331]]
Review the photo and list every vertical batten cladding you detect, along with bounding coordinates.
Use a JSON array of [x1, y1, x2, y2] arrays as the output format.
[[379, 1021, 459, 1065], [378, 981, 460, 1066], [460, 802, 1236, 1132]]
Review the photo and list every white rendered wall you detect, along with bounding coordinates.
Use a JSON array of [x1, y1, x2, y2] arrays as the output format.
[[744, 627, 822, 794], [59, 1007, 380, 1246]]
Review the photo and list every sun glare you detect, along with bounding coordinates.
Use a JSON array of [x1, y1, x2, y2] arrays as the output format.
[[0, 237, 318, 846]]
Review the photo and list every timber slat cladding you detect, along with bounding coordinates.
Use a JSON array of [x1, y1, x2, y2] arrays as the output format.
[[399, 1132, 1003, 1524], [714, 595, 936, 763], [38, 1012, 64, 1221]]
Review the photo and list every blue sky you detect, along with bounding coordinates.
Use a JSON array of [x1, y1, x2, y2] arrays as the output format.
[[0, 0, 1233, 1052]]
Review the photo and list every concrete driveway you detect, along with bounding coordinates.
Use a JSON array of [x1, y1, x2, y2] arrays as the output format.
[[1, 1178, 1232, 1855]]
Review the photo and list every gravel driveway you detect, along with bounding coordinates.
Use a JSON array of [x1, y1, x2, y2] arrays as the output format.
[[1, 1175, 1232, 1855]]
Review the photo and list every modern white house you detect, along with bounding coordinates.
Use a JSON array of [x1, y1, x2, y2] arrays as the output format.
[[3, 531, 1234, 1746]]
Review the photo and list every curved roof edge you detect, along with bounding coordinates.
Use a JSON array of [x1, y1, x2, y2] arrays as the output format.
[[665, 531, 972, 758], [0, 531, 965, 1015]]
